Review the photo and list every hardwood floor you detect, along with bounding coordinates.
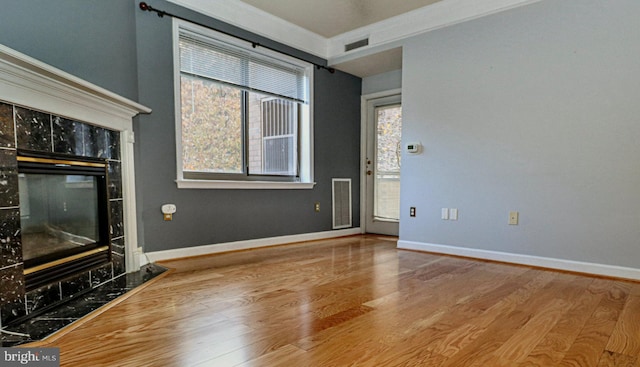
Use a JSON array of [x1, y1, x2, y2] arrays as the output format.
[[34, 235, 640, 366]]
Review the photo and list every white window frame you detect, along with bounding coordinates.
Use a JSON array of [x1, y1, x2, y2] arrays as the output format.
[[172, 19, 315, 189]]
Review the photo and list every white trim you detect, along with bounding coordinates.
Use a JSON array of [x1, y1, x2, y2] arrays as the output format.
[[300, 83, 314, 184], [166, 0, 328, 58], [397, 240, 640, 281], [0, 44, 151, 273], [145, 228, 361, 262], [0, 44, 150, 124], [360, 89, 402, 235], [172, 21, 183, 182], [137, 247, 149, 268], [361, 89, 403, 104], [172, 19, 315, 189], [176, 179, 315, 190], [121, 130, 141, 272]]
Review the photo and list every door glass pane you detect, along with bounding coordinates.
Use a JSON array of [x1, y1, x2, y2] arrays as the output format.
[[374, 104, 402, 221]]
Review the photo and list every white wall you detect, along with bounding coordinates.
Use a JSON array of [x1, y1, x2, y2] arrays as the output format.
[[399, 0, 640, 271]]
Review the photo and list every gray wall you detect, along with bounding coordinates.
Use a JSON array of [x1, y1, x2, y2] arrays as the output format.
[[0, 0, 362, 253], [0, 0, 139, 101], [400, 0, 640, 268]]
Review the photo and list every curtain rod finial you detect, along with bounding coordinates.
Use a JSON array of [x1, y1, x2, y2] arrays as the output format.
[[139, 2, 150, 11]]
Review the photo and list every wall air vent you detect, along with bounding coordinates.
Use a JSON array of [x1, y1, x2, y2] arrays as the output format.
[[344, 38, 369, 52], [332, 178, 352, 229]]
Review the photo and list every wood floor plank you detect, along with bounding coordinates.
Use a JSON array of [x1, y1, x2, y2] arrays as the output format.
[[423, 271, 555, 360], [491, 297, 571, 366], [606, 295, 640, 357], [235, 344, 309, 367], [408, 277, 530, 359], [437, 271, 580, 367], [23, 235, 640, 367], [518, 285, 602, 366], [558, 281, 630, 367], [596, 350, 637, 367]]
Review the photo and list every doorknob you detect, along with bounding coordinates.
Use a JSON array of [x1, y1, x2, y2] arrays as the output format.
[[367, 170, 372, 175]]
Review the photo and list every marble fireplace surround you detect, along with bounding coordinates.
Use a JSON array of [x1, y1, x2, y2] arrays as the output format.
[[0, 44, 151, 328]]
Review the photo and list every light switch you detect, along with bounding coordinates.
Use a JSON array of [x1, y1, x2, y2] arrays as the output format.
[[441, 208, 449, 220], [450, 208, 458, 221], [509, 211, 519, 225]]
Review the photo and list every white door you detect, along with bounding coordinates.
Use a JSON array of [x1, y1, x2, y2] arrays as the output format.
[[364, 93, 402, 236]]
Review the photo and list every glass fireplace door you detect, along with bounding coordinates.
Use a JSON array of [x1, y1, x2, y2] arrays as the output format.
[[17, 154, 110, 291], [19, 173, 101, 267]]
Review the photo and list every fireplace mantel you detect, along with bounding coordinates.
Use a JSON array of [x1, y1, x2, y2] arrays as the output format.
[[0, 43, 151, 273]]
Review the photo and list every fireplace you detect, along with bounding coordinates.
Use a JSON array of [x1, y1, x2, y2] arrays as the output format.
[[18, 153, 111, 291], [1, 43, 151, 328]]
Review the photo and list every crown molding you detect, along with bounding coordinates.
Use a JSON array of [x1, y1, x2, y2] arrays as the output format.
[[166, 0, 542, 73], [166, 0, 328, 58], [328, 0, 543, 63]]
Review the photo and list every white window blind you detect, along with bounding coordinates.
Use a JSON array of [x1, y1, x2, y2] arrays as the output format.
[[179, 30, 309, 104]]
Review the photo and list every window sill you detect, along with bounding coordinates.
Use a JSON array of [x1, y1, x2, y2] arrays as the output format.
[[176, 179, 316, 190]]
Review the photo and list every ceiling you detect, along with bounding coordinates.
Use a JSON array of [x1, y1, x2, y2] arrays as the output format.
[[236, 0, 444, 77], [331, 47, 403, 77], [238, 0, 444, 38], [168, 0, 541, 78]]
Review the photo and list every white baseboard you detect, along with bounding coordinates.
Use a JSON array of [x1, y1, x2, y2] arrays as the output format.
[[397, 240, 640, 281], [144, 228, 362, 263], [139, 251, 150, 267]]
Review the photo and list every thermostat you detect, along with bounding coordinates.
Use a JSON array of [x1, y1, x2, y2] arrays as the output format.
[[406, 142, 421, 154]]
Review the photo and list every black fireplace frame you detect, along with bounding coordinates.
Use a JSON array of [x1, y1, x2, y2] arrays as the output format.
[[17, 151, 112, 292]]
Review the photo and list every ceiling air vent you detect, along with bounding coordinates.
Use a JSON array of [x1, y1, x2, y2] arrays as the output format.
[[344, 38, 369, 52]]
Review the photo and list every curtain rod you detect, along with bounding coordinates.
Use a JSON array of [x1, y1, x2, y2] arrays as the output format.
[[138, 2, 335, 73]]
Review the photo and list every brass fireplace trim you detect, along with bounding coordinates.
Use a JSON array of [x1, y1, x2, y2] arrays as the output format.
[[24, 246, 110, 275], [17, 156, 106, 168]]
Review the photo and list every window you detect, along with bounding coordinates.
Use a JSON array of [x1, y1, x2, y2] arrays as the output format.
[[259, 98, 297, 175], [173, 20, 314, 189]]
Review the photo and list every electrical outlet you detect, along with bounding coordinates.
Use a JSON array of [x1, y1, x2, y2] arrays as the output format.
[[410, 207, 416, 217], [314, 202, 320, 212], [509, 211, 519, 225]]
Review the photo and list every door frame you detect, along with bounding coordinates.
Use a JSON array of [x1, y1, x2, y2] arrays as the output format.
[[360, 88, 402, 235]]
